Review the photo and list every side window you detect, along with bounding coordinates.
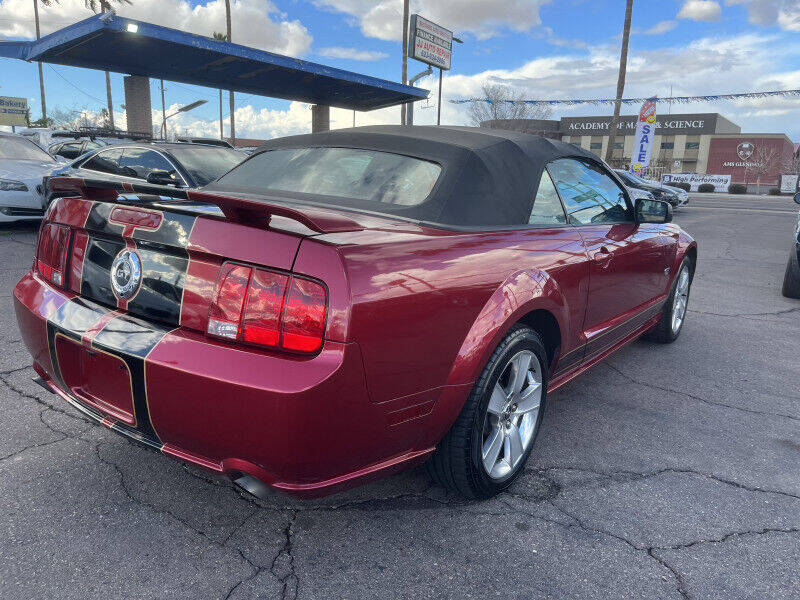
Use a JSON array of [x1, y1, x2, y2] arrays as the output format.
[[119, 148, 175, 180], [80, 148, 125, 174], [548, 159, 633, 225], [58, 142, 85, 159], [529, 169, 567, 225]]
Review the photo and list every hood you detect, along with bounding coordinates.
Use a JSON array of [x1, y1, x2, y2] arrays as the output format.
[[0, 159, 60, 186]]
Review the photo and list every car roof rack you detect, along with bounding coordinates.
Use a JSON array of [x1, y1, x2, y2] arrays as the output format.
[[76, 126, 153, 141]]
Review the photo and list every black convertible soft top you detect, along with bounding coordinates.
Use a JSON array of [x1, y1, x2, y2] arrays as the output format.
[[210, 125, 600, 229]]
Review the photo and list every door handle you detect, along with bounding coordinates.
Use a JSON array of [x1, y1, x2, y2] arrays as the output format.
[[591, 246, 613, 267]]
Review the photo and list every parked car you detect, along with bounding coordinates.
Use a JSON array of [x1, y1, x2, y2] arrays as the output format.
[[48, 142, 244, 198], [15, 126, 696, 499], [0, 132, 61, 222], [782, 192, 800, 298], [48, 138, 107, 160], [614, 169, 683, 207], [175, 136, 235, 149]]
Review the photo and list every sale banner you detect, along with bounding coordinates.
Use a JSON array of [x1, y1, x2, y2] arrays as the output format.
[[629, 98, 657, 175]]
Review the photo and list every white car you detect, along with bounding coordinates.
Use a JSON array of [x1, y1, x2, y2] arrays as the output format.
[[0, 133, 61, 222]]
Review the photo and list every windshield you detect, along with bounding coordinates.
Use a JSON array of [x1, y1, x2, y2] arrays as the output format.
[[217, 147, 442, 206], [0, 136, 55, 162], [168, 146, 243, 186]]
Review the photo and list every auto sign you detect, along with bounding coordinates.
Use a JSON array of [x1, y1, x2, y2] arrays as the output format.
[[408, 14, 453, 70]]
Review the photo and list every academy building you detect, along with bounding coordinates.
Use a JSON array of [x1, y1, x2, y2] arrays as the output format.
[[482, 113, 796, 188]]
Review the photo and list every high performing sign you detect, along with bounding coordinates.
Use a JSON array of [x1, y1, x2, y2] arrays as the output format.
[[408, 14, 452, 70], [0, 96, 28, 127]]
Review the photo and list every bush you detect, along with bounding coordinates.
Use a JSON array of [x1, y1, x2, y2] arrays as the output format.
[[768, 187, 781, 196], [697, 183, 715, 193], [671, 182, 691, 192], [728, 183, 747, 194]]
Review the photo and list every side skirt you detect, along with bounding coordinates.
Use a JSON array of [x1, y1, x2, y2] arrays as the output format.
[[548, 312, 660, 393]]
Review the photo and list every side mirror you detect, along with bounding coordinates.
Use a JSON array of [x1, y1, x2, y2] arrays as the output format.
[[794, 192, 800, 205], [146, 170, 177, 186], [636, 197, 673, 224]]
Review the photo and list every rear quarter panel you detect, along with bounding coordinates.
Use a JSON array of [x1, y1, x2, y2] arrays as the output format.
[[323, 225, 589, 419]]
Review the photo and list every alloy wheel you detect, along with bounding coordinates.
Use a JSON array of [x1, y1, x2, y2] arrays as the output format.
[[481, 350, 543, 480], [671, 266, 690, 334]]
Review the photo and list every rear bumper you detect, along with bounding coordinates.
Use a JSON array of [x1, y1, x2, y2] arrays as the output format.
[[13, 271, 434, 497]]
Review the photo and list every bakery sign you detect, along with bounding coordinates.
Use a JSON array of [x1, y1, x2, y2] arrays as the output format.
[[408, 14, 453, 70]]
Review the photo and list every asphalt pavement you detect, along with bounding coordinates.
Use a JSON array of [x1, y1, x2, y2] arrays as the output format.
[[0, 193, 798, 600]]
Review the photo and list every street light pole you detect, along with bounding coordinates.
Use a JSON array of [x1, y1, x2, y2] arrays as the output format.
[[436, 68, 443, 126], [161, 99, 207, 139]]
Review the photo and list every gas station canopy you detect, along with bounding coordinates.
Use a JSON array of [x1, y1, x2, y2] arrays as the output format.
[[0, 13, 427, 111]]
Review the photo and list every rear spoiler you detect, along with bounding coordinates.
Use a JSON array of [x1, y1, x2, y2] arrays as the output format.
[[47, 177, 364, 234]]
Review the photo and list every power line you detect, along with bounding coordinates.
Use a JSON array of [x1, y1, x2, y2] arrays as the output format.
[[452, 89, 800, 107], [46, 64, 106, 105]]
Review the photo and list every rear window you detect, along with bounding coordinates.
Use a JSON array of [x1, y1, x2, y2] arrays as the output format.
[[218, 147, 441, 206]]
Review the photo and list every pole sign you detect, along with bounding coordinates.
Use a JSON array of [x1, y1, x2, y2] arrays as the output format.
[[408, 14, 452, 70], [629, 98, 657, 175], [0, 96, 28, 127]]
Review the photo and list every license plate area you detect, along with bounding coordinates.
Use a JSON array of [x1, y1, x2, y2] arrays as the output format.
[[55, 335, 136, 425]]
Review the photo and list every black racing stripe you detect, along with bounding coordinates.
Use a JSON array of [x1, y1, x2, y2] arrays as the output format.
[[82, 237, 125, 307], [46, 304, 170, 447], [81, 203, 199, 325]]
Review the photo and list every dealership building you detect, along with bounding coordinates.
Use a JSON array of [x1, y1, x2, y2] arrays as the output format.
[[483, 113, 796, 188]]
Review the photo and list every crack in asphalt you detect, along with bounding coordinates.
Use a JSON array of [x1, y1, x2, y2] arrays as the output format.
[[1, 355, 797, 599], [604, 361, 800, 423], [689, 306, 800, 320], [271, 512, 299, 600]]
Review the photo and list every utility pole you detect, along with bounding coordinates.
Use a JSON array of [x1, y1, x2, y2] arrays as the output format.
[[225, 0, 235, 144], [605, 0, 633, 165], [33, 0, 47, 123], [106, 71, 115, 130], [400, 0, 409, 125], [160, 79, 167, 140], [219, 89, 224, 140]]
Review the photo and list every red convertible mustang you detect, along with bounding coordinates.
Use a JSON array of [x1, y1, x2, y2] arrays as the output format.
[[14, 127, 696, 499]]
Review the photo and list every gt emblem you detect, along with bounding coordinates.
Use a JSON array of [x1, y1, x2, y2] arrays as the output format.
[[110, 249, 142, 300]]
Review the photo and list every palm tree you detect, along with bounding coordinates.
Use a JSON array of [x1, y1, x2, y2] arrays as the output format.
[[605, 0, 634, 165], [213, 32, 227, 140], [225, 0, 235, 144], [85, 0, 131, 132]]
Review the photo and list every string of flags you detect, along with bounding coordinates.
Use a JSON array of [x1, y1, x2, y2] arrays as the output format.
[[450, 89, 800, 106]]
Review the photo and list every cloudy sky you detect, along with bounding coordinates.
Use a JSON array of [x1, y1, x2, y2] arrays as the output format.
[[1, 0, 800, 139]]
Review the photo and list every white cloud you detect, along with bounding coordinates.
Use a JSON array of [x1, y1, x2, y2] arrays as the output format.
[[727, 0, 800, 31], [678, 0, 723, 21], [644, 20, 679, 35], [0, 0, 312, 56], [318, 46, 388, 61], [313, 0, 551, 41]]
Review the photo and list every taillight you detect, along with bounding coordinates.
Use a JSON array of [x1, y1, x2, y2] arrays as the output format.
[[207, 263, 251, 339], [36, 222, 71, 288], [281, 277, 327, 352], [242, 269, 290, 346], [207, 262, 327, 353]]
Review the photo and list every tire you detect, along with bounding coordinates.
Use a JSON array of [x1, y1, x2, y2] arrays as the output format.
[[427, 325, 549, 499], [781, 247, 800, 299], [645, 258, 692, 343]]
